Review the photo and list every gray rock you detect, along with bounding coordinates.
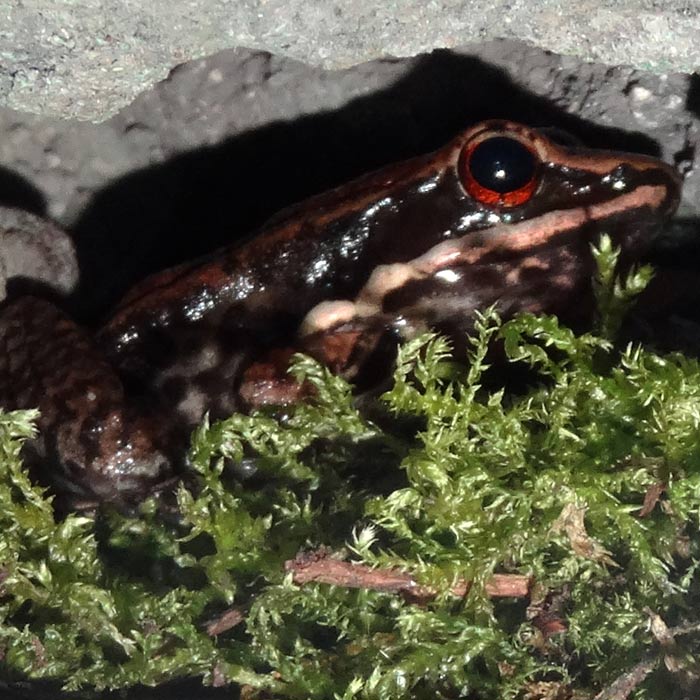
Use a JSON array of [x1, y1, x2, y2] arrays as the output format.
[[0, 206, 77, 300], [1, 1, 699, 121]]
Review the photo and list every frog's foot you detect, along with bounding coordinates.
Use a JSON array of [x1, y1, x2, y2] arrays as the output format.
[[239, 347, 313, 409], [0, 296, 175, 509]]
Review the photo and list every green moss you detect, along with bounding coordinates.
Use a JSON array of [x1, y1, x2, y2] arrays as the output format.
[[1, 235, 700, 698]]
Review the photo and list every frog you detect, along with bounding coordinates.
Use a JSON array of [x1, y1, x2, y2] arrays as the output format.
[[0, 120, 682, 510]]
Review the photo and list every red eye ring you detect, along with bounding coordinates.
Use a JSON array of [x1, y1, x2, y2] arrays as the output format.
[[458, 133, 540, 208]]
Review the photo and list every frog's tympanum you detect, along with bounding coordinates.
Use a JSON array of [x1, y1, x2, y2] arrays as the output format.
[[0, 121, 682, 508]]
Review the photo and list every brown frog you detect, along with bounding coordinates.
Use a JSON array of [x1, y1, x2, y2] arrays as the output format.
[[0, 121, 682, 508]]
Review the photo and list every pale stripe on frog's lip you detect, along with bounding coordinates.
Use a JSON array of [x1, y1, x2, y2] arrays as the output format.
[[298, 182, 670, 338]]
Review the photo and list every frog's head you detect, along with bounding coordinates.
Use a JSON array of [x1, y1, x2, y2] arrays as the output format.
[[302, 120, 681, 338]]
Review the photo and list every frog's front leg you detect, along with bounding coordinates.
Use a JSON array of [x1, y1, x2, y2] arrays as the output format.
[[239, 317, 395, 409], [0, 297, 176, 510]]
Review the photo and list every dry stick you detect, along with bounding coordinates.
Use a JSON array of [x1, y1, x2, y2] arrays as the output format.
[[205, 607, 245, 637], [205, 551, 532, 637], [205, 556, 700, 698], [285, 550, 532, 604]]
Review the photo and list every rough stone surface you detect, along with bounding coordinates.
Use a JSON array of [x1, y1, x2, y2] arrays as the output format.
[[0, 206, 77, 298], [1, 1, 699, 122]]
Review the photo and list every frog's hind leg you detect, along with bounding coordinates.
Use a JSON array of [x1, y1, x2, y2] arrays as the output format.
[[0, 296, 175, 510]]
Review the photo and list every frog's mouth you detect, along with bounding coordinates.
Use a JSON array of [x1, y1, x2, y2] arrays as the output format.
[[298, 179, 675, 341], [415, 182, 671, 267]]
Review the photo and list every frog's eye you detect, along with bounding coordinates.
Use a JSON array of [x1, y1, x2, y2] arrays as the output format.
[[459, 135, 539, 207]]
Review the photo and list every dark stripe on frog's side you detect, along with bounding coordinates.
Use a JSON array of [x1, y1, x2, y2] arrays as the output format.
[[99, 163, 478, 377]]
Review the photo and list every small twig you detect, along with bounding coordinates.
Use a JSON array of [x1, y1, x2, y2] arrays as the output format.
[[638, 482, 666, 517], [593, 655, 658, 700], [483, 573, 533, 598], [204, 606, 245, 637], [285, 549, 531, 604], [594, 617, 700, 700], [203, 552, 531, 641]]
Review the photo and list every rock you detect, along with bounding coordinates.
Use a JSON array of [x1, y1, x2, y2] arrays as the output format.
[[0, 206, 77, 301]]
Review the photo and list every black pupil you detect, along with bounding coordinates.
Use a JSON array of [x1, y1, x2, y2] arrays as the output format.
[[469, 136, 536, 193]]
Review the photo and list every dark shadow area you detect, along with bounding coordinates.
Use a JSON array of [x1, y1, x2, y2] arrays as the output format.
[[0, 166, 47, 215], [686, 71, 700, 117], [70, 49, 667, 320]]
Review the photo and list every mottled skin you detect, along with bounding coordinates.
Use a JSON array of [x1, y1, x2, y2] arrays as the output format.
[[0, 298, 176, 505], [0, 121, 682, 509]]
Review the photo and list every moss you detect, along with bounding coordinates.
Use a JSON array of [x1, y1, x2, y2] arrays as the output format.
[[1, 235, 700, 698]]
